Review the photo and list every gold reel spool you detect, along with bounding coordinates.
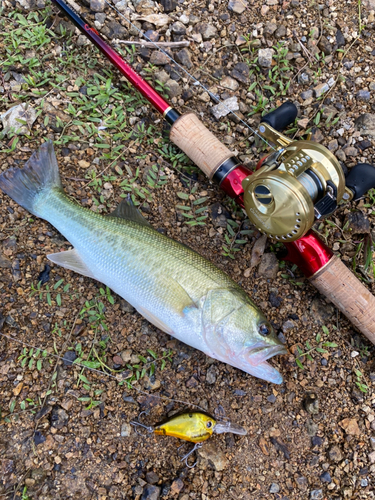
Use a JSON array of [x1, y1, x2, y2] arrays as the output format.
[[242, 139, 346, 242]]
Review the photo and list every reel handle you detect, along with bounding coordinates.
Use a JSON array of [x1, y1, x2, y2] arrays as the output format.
[[260, 101, 298, 132], [310, 256, 375, 343], [346, 163, 375, 200]]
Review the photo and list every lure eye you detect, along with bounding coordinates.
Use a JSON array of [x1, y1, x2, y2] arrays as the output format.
[[259, 323, 270, 336], [206, 421, 213, 428]]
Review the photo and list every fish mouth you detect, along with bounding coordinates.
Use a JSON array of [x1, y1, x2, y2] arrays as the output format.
[[243, 343, 288, 385]]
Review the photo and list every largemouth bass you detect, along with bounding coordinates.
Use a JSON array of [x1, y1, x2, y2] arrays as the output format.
[[0, 142, 287, 383]]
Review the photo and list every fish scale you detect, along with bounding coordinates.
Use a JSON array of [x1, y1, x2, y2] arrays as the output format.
[[0, 141, 287, 384]]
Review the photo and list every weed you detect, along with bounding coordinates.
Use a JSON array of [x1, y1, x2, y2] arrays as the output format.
[[30, 279, 77, 307], [176, 186, 209, 227], [354, 368, 368, 393], [295, 326, 338, 369], [222, 219, 253, 259], [18, 347, 49, 371]]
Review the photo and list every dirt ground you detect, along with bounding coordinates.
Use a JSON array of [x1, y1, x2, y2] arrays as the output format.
[[1, 0, 375, 499]]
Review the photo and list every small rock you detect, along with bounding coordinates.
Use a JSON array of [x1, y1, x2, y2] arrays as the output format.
[[50, 407, 69, 429], [90, 0, 105, 12], [336, 30, 346, 47], [33, 431, 46, 446], [228, 0, 248, 14], [258, 253, 279, 279], [310, 490, 323, 500], [300, 90, 313, 100], [310, 128, 324, 143], [145, 472, 159, 485], [0, 104, 36, 136], [327, 139, 338, 152], [193, 23, 217, 40], [344, 211, 370, 234], [122, 393, 136, 404], [221, 76, 239, 91], [303, 393, 319, 415], [329, 445, 343, 462], [264, 22, 277, 36], [211, 96, 239, 120], [165, 79, 181, 98], [313, 83, 329, 98], [198, 442, 227, 471], [339, 418, 360, 436], [269, 292, 282, 307], [311, 436, 323, 447], [141, 484, 161, 500], [275, 25, 287, 38], [310, 298, 334, 325], [320, 471, 332, 483], [270, 483, 280, 493], [171, 21, 186, 37], [230, 62, 249, 84], [62, 351, 77, 367], [267, 394, 276, 403], [159, 0, 176, 12], [206, 365, 217, 384], [150, 51, 170, 65], [296, 476, 308, 491], [0, 253, 12, 269], [121, 423, 132, 437], [361, 478, 369, 487], [355, 113, 375, 136], [357, 90, 371, 102], [368, 450, 375, 463], [176, 48, 192, 69], [298, 73, 310, 85], [170, 479, 184, 495], [210, 202, 232, 227], [186, 376, 198, 388], [120, 299, 135, 314], [258, 48, 274, 68], [102, 20, 127, 39], [144, 29, 159, 42], [318, 36, 332, 55]]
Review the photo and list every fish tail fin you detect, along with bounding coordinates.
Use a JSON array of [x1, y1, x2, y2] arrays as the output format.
[[0, 140, 62, 217]]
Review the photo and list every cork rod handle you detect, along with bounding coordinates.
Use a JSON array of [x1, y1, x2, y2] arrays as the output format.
[[309, 256, 375, 343], [169, 113, 234, 179]]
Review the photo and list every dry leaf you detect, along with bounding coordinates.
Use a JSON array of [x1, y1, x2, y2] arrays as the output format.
[[250, 234, 267, 269]]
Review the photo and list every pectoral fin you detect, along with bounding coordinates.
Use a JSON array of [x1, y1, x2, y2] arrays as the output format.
[[137, 305, 174, 335], [47, 248, 95, 279]]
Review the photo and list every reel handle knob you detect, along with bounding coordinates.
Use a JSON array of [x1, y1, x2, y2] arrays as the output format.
[[345, 163, 375, 200], [260, 101, 298, 132]]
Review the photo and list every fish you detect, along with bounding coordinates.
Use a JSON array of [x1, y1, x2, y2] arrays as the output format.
[[130, 411, 247, 443], [0, 141, 287, 384]]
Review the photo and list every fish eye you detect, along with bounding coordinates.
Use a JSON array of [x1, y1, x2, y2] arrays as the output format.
[[206, 421, 213, 428], [259, 323, 270, 336]]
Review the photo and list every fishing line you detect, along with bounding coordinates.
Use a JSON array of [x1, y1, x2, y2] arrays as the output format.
[[0, 331, 206, 413], [66, 0, 276, 151]]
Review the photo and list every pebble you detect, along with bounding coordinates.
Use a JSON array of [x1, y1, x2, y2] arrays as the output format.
[[206, 365, 217, 384], [230, 62, 250, 84], [141, 484, 161, 500], [176, 48, 192, 69], [165, 80, 182, 98], [310, 490, 323, 500], [170, 479, 184, 495], [193, 22, 217, 40], [339, 417, 360, 436], [160, 0, 176, 12], [228, 0, 248, 14], [258, 48, 274, 68], [258, 253, 279, 279], [267, 394, 277, 403], [0, 104, 36, 136], [344, 211, 370, 234], [145, 472, 159, 485], [50, 407, 69, 429], [150, 51, 170, 65], [296, 477, 308, 491], [320, 471, 332, 483], [120, 423, 132, 437], [221, 76, 239, 91], [357, 90, 371, 102], [264, 22, 277, 36], [275, 25, 287, 38], [368, 451, 375, 463], [327, 139, 338, 152], [269, 483, 280, 493], [102, 20, 127, 40], [303, 393, 319, 415], [313, 83, 329, 98], [361, 478, 369, 487], [329, 445, 343, 462], [198, 442, 227, 471], [211, 96, 239, 120], [300, 89, 313, 100], [90, 0, 105, 12], [62, 350, 77, 366], [336, 29, 346, 47]]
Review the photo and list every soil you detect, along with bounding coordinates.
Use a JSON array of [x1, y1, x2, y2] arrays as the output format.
[[1, 0, 375, 499]]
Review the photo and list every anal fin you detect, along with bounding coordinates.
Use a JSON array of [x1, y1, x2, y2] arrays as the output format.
[[137, 305, 174, 335], [47, 248, 96, 279]]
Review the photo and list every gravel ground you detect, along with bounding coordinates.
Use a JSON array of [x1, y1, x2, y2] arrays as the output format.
[[1, 0, 375, 499]]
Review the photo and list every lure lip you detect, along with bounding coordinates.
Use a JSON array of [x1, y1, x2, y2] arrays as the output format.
[[213, 421, 247, 436]]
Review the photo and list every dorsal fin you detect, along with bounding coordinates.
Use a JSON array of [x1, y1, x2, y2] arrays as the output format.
[[108, 198, 153, 228]]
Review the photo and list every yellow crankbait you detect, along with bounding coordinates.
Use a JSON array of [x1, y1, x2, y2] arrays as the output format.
[[130, 411, 247, 467]]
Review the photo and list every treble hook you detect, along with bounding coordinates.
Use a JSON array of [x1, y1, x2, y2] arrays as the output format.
[[177, 442, 203, 469], [129, 411, 154, 436]]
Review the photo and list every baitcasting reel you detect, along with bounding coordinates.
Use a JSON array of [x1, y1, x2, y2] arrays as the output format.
[[241, 102, 375, 242]]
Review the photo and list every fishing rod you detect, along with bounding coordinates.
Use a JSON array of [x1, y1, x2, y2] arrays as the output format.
[[51, 0, 375, 342]]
